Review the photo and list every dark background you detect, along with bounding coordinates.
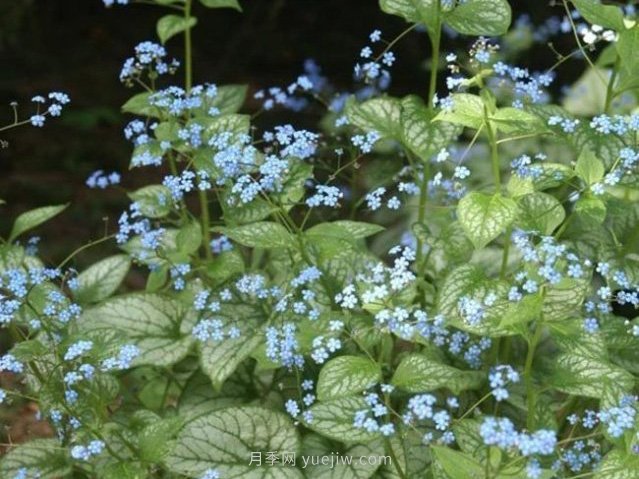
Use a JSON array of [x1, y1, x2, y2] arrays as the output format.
[[0, 0, 572, 260]]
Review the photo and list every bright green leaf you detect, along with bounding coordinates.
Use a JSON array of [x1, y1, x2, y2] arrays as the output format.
[[305, 221, 384, 243], [391, 353, 483, 394], [128, 185, 174, 218], [210, 84, 248, 114], [122, 92, 160, 117], [177, 220, 202, 255], [575, 196, 607, 224], [0, 439, 71, 479], [516, 192, 565, 235], [550, 352, 634, 405], [379, 0, 439, 31], [595, 450, 639, 478], [317, 355, 381, 401], [433, 93, 485, 130], [431, 446, 484, 478], [199, 305, 262, 389], [572, 0, 626, 31], [445, 0, 512, 36], [457, 192, 518, 249], [76, 294, 196, 367], [199, 0, 242, 11], [156, 14, 198, 44], [346, 97, 402, 139], [400, 95, 461, 161], [306, 397, 381, 443], [576, 149, 605, 185], [73, 255, 131, 304], [9, 204, 68, 242], [166, 406, 302, 478], [213, 222, 294, 249]]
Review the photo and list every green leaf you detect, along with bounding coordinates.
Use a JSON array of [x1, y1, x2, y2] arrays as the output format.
[[302, 435, 384, 479], [138, 416, 183, 463], [176, 220, 202, 255], [491, 107, 546, 135], [617, 26, 639, 78], [516, 192, 565, 235], [379, 0, 439, 31], [457, 192, 518, 249], [128, 185, 174, 218], [0, 439, 71, 479], [200, 305, 262, 389], [76, 294, 196, 367], [391, 353, 483, 394], [433, 93, 485, 130], [438, 221, 474, 263], [575, 149, 605, 185], [452, 420, 486, 461], [437, 264, 540, 337], [595, 450, 639, 478], [306, 397, 381, 443], [179, 371, 252, 422], [99, 462, 148, 479], [73, 255, 131, 304], [317, 355, 381, 401], [166, 406, 302, 478], [199, 0, 242, 11], [346, 96, 402, 139], [445, 0, 512, 36], [9, 204, 68, 242], [212, 222, 294, 249], [305, 221, 384, 242], [575, 195, 607, 224], [400, 95, 461, 161], [210, 84, 248, 114], [572, 120, 626, 167], [122, 92, 159, 117], [204, 249, 245, 284], [221, 196, 275, 225], [272, 161, 313, 209], [200, 114, 251, 141], [563, 67, 608, 116], [431, 446, 484, 478], [146, 265, 169, 292], [156, 14, 198, 44], [549, 352, 634, 404], [572, 0, 626, 31], [543, 278, 591, 321]]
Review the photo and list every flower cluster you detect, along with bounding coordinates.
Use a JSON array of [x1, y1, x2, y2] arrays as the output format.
[[353, 386, 396, 437], [285, 379, 315, 424], [488, 364, 520, 401], [353, 30, 394, 90], [85, 170, 121, 189], [480, 416, 557, 457], [25, 92, 70, 128], [120, 41, 179, 86]]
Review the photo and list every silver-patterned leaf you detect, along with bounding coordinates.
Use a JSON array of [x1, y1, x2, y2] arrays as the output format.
[[166, 406, 302, 478]]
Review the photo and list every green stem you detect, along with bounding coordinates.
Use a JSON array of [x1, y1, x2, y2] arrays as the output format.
[[427, 18, 441, 113], [415, 5, 441, 273], [184, 0, 193, 92], [386, 440, 407, 479], [524, 321, 544, 430], [485, 447, 493, 478], [604, 56, 620, 113], [57, 234, 116, 270], [183, 0, 213, 259], [485, 106, 501, 190], [500, 226, 511, 279]]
